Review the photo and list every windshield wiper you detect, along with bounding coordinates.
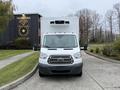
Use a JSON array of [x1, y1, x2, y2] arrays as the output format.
[[44, 46, 51, 48], [48, 48, 57, 50], [64, 48, 73, 50]]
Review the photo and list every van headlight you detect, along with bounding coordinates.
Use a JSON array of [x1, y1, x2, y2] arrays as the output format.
[[40, 53, 48, 59], [74, 52, 81, 59]]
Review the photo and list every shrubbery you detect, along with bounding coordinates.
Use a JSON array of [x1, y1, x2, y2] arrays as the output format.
[[90, 49, 94, 52], [89, 38, 120, 59], [14, 37, 31, 49], [113, 38, 120, 52], [102, 45, 112, 56], [95, 47, 100, 53], [102, 38, 120, 57]]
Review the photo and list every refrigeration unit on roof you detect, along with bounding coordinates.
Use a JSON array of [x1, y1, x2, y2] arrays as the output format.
[[50, 20, 70, 25]]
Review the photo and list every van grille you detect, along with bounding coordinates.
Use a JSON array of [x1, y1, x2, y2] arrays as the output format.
[[48, 55, 73, 64]]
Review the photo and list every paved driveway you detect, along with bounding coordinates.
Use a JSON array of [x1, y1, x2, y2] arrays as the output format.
[[12, 51, 120, 90]]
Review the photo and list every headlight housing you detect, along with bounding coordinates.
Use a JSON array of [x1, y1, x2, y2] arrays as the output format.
[[40, 52, 48, 59], [74, 52, 81, 59]]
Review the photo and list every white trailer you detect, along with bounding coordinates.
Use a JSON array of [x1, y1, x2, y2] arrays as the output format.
[[39, 16, 83, 76]]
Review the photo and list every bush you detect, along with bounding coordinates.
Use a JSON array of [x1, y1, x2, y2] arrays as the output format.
[[90, 49, 94, 52], [102, 45, 112, 56], [110, 51, 118, 57], [113, 38, 120, 52], [14, 37, 31, 49], [95, 48, 100, 53]]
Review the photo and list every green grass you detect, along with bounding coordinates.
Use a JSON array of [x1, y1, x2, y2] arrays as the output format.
[[88, 43, 105, 51], [0, 52, 39, 86], [0, 50, 31, 60]]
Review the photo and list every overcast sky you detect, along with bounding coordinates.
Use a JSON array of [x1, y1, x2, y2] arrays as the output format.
[[13, 0, 120, 17]]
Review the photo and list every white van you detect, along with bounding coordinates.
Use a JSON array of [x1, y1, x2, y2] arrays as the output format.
[[39, 17, 83, 76]]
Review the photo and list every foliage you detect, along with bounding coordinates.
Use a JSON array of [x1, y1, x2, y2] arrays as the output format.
[[0, 0, 13, 32], [89, 43, 120, 60], [102, 44, 112, 56], [14, 37, 31, 49], [90, 49, 94, 52], [113, 38, 120, 52], [95, 47, 100, 53]]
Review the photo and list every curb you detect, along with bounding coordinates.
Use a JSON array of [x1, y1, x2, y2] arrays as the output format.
[[0, 64, 38, 90], [85, 51, 120, 64]]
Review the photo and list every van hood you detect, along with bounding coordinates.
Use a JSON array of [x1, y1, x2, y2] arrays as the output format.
[[41, 48, 80, 55]]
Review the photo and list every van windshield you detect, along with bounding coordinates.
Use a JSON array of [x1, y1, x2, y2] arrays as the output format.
[[43, 35, 78, 48]]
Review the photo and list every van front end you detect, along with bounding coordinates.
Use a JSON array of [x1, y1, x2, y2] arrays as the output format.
[[39, 34, 83, 76], [39, 49, 83, 76]]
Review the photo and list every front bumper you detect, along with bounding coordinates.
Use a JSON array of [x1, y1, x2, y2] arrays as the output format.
[[38, 63, 83, 75]]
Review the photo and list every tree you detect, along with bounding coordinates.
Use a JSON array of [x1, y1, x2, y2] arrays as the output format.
[[76, 9, 93, 46], [114, 3, 120, 35], [105, 10, 114, 41], [0, 0, 13, 32], [91, 11, 100, 42]]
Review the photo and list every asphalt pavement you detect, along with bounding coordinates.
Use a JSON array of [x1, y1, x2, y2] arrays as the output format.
[[12, 51, 120, 90]]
